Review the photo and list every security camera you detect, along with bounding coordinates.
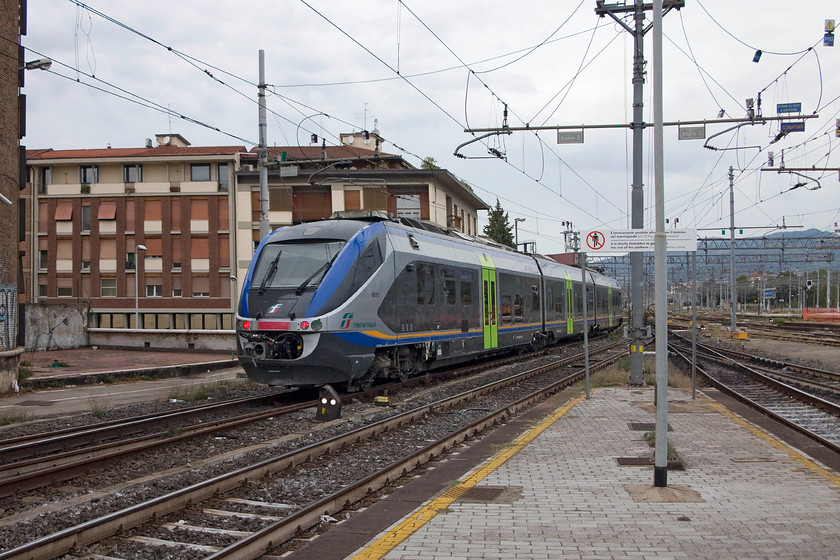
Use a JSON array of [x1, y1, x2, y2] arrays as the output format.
[[0, 192, 11, 206]]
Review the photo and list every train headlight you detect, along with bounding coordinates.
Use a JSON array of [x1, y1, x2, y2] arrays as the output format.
[[242, 320, 251, 330], [311, 319, 323, 331], [300, 320, 310, 330]]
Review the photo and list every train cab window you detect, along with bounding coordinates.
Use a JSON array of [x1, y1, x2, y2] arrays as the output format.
[[441, 267, 457, 306], [460, 269, 474, 305], [349, 239, 383, 294], [417, 263, 435, 305]]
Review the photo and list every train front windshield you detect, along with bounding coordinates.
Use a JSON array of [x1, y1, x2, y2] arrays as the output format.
[[253, 241, 345, 291]]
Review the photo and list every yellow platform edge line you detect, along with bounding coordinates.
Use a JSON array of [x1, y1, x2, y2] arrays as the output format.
[[348, 393, 589, 560], [708, 401, 840, 487]]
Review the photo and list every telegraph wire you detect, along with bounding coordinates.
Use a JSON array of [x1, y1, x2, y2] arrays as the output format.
[[23, 47, 257, 146], [696, 0, 818, 56]]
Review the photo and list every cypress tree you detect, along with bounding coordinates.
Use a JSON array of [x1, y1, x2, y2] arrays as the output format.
[[483, 199, 515, 248]]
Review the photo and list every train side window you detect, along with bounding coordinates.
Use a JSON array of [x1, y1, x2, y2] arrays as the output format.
[[501, 294, 512, 324], [513, 294, 523, 322], [417, 263, 435, 305], [545, 285, 553, 316], [441, 267, 457, 306], [460, 269, 474, 306], [531, 284, 540, 311]]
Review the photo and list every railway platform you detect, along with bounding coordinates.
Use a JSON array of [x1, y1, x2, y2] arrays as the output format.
[[1, 347, 242, 419], [287, 385, 840, 560]]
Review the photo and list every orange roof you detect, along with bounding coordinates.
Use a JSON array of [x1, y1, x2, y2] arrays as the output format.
[[28, 145, 247, 160]]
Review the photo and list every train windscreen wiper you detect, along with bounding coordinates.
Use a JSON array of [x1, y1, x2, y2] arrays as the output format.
[[258, 250, 281, 295], [295, 254, 338, 295]]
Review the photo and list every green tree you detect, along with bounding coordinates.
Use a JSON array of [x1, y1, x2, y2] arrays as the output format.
[[483, 199, 515, 247], [421, 156, 439, 169]]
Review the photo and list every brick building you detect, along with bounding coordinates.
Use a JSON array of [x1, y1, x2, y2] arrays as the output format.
[[25, 134, 243, 333], [0, 1, 25, 391]]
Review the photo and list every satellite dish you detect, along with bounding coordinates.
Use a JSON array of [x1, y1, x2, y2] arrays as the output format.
[[163, 136, 171, 145], [345, 136, 355, 144]]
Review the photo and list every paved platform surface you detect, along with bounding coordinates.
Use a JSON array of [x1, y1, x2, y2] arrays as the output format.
[[3, 348, 243, 419], [319, 387, 840, 560], [21, 347, 236, 382]]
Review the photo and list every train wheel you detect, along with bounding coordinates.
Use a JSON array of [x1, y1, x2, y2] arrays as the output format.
[[358, 371, 375, 391]]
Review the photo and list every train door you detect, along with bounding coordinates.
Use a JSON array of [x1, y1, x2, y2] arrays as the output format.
[[608, 286, 613, 327], [565, 273, 574, 334], [479, 255, 498, 349]]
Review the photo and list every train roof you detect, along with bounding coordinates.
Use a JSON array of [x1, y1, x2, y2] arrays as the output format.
[[263, 215, 620, 288]]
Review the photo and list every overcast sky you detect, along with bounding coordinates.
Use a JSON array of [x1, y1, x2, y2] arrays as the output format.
[[21, 1, 840, 254]]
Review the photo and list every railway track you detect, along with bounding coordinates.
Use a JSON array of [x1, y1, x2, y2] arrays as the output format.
[[669, 335, 840, 455], [671, 334, 840, 402], [0, 335, 616, 501], [0, 339, 628, 560]]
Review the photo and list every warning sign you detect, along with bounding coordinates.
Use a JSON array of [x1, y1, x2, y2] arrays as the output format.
[[580, 229, 697, 252], [585, 231, 606, 251]]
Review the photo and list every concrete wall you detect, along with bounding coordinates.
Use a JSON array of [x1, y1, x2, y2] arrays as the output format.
[[89, 329, 235, 352], [0, 347, 23, 394], [24, 303, 89, 351]]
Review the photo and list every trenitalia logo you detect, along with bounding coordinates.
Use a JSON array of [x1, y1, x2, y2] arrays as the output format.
[[340, 313, 353, 329]]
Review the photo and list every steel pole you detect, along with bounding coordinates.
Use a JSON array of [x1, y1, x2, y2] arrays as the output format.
[[258, 50, 270, 240], [629, 0, 646, 386], [582, 252, 590, 399], [729, 167, 737, 333], [652, 0, 669, 488], [691, 250, 697, 399]]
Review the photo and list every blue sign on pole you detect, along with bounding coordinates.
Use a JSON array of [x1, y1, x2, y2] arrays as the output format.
[[776, 102, 801, 114], [763, 288, 775, 299], [780, 121, 805, 133]]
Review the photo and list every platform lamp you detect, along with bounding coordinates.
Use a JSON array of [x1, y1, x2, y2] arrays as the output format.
[[135, 244, 147, 329]]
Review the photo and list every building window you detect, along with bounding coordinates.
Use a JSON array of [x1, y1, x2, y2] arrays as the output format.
[[218, 163, 229, 191], [397, 194, 421, 219], [146, 285, 163, 297], [57, 286, 73, 297], [192, 291, 210, 297], [40, 167, 51, 194], [38, 284, 48, 297], [81, 205, 91, 231], [123, 164, 142, 183], [82, 261, 91, 270], [80, 165, 98, 184], [173, 288, 182, 297], [39, 250, 48, 269], [126, 252, 136, 270], [190, 164, 211, 181], [100, 278, 117, 297]]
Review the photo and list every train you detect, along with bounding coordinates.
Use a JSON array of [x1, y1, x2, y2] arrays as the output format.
[[235, 212, 623, 391]]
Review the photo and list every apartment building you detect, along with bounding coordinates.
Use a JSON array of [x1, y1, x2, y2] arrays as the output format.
[[23, 131, 488, 343], [24, 134, 243, 333]]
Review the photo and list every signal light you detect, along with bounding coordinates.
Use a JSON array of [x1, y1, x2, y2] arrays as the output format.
[[243, 320, 250, 330], [300, 320, 310, 330], [315, 385, 341, 422]]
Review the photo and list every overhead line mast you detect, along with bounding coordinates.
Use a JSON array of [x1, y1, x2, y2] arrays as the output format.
[[594, 0, 683, 386]]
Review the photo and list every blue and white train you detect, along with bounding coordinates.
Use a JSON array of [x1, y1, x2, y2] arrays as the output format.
[[235, 213, 622, 391]]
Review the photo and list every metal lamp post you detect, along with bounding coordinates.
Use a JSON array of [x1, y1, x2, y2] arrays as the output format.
[[135, 244, 146, 329], [514, 218, 525, 250]]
